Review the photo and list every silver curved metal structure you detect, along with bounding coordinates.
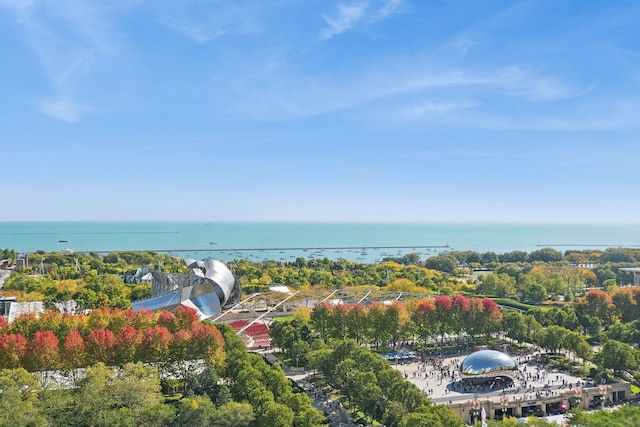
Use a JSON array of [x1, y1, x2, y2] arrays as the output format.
[[132, 257, 242, 320], [460, 350, 517, 383]]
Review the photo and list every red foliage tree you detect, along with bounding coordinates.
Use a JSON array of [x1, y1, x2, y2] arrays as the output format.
[[85, 328, 116, 364], [0, 316, 9, 334], [170, 329, 192, 362], [190, 324, 225, 362], [62, 329, 86, 371], [25, 330, 60, 372], [412, 299, 437, 343], [481, 297, 503, 337], [157, 310, 175, 332], [114, 326, 143, 364], [434, 295, 452, 311], [464, 298, 485, 340], [434, 295, 453, 342], [140, 326, 172, 362], [450, 294, 471, 336], [0, 333, 28, 369]]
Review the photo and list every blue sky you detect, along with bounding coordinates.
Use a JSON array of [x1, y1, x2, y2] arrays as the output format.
[[1, 0, 639, 222]]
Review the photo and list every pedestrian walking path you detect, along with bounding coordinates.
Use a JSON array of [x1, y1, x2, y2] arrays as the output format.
[[288, 371, 355, 427]]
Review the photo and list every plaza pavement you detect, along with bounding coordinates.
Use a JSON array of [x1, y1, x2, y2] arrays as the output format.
[[390, 348, 582, 424]]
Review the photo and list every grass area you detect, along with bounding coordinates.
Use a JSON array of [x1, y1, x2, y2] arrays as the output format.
[[631, 384, 640, 395], [271, 315, 294, 321], [352, 410, 382, 425], [270, 351, 297, 367], [163, 393, 183, 403]]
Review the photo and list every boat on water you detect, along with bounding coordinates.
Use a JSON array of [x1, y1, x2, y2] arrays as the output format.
[[59, 240, 73, 254]]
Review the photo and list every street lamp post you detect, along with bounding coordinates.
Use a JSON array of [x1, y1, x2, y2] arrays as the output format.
[[472, 399, 480, 424], [599, 384, 608, 409], [500, 395, 509, 419], [575, 387, 583, 410]]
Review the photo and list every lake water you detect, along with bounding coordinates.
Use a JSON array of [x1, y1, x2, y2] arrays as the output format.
[[1, 222, 639, 263]]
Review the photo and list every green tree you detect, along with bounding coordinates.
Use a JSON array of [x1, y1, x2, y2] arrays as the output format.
[[0, 368, 47, 427], [255, 400, 295, 427], [72, 363, 118, 426], [536, 325, 567, 354], [477, 273, 516, 297], [73, 362, 168, 427], [595, 340, 638, 375], [424, 255, 457, 274], [502, 310, 527, 343], [399, 404, 464, 427], [212, 401, 255, 427], [172, 395, 217, 426], [110, 362, 165, 421], [519, 280, 547, 304], [568, 405, 640, 426]]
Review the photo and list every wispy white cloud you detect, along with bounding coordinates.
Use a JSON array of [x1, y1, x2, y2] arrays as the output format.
[[320, 0, 403, 40], [494, 65, 595, 101], [153, 0, 264, 43], [385, 97, 640, 132], [2, 0, 122, 122], [370, 0, 402, 22], [54, 52, 94, 87], [403, 100, 481, 117], [450, 38, 477, 56], [465, 101, 640, 132], [224, 55, 593, 124], [39, 97, 97, 122], [158, 17, 225, 43], [320, 1, 369, 40]]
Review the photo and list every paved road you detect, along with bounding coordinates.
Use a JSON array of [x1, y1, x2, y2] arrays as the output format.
[[0, 269, 12, 289]]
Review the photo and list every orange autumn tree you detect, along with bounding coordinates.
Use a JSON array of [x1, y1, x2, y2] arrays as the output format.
[[0, 333, 27, 369]]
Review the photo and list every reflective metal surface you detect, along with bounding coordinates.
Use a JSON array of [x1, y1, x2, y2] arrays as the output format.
[[133, 257, 241, 320], [460, 350, 517, 379]]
